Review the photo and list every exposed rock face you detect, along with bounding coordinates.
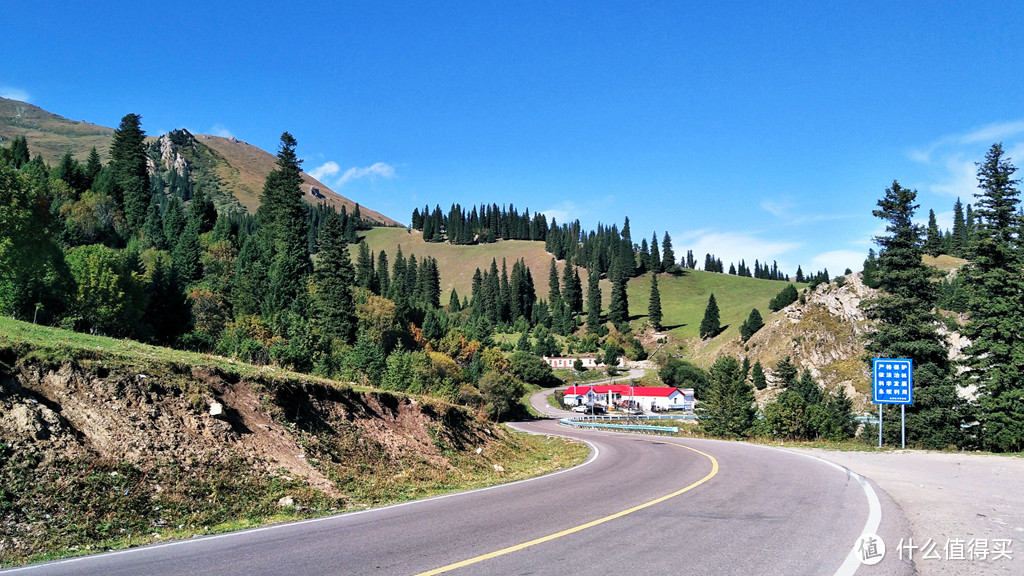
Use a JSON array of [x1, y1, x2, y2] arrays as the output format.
[[159, 133, 190, 177]]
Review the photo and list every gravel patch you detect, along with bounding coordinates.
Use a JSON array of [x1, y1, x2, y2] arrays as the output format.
[[787, 448, 1024, 576]]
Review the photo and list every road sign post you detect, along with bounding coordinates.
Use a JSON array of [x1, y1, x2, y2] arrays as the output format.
[[873, 358, 913, 449]]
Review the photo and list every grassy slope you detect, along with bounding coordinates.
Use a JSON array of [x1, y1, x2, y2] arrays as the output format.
[[359, 227, 800, 341], [0, 97, 114, 164]]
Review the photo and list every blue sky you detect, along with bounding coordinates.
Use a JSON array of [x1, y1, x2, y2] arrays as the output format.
[[4, 1, 1024, 277]]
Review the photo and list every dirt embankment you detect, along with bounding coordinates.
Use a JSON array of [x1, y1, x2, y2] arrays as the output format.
[[0, 349, 504, 565]]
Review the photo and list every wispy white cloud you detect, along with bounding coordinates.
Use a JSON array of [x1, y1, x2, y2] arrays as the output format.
[[910, 119, 1024, 164], [909, 119, 1024, 200], [209, 124, 234, 138], [0, 87, 30, 102], [337, 162, 396, 186], [309, 161, 340, 183], [760, 198, 793, 218]]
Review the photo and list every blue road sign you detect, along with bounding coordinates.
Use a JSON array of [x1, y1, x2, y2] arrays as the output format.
[[873, 358, 913, 404]]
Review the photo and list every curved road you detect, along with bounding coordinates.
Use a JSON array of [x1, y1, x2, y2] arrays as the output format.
[[5, 397, 913, 576]]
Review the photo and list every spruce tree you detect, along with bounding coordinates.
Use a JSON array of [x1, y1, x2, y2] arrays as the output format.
[[951, 197, 967, 257], [661, 232, 676, 272], [697, 355, 755, 438], [751, 361, 767, 390], [311, 212, 356, 344], [109, 113, 150, 236], [648, 272, 663, 331], [699, 293, 721, 339], [924, 209, 943, 256], [861, 180, 962, 448], [258, 133, 311, 321], [739, 308, 764, 342], [586, 266, 602, 333], [960, 143, 1024, 452], [607, 264, 629, 326]]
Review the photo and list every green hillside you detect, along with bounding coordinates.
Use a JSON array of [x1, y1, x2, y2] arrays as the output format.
[[359, 227, 800, 341], [627, 269, 796, 340]]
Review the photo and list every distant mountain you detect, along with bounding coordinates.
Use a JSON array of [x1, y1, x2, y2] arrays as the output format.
[[0, 97, 114, 163], [0, 97, 401, 225]]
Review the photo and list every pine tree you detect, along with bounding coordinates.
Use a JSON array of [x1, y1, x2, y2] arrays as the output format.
[[650, 232, 661, 273], [607, 265, 629, 326], [739, 308, 764, 342], [661, 232, 676, 272], [924, 209, 943, 256], [258, 133, 311, 320], [648, 273, 662, 331], [697, 355, 755, 438], [109, 113, 150, 236], [311, 212, 356, 344], [960, 143, 1024, 452], [355, 241, 375, 289], [84, 147, 103, 190], [586, 266, 602, 333], [751, 361, 767, 390], [699, 293, 721, 339], [951, 197, 967, 257], [861, 180, 962, 449]]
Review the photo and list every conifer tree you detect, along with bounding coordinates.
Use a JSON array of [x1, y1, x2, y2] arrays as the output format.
[[355, 241, 375, 289], [960, 143, 1024, 452], [924, 209, 943, 256], [311, 212, 356, 343], [548, 258, 561, 305], [697, 355, 755, 438], [607, 265, 629, 326], [951, 197, 967, 257], [661, 232, 676, 272], [861, 180, 962, 448], [751, 361, 767, 390], [109, 113, 150, 236], [739, 308, 764, 342], [699, 293, 720, 339], [586, 266, 602, 333], [648, 272, 662, 331], [258, 133, 311, 320]]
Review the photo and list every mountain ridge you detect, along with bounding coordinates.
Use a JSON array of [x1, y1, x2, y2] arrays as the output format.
[[0, 97, 401, 225]]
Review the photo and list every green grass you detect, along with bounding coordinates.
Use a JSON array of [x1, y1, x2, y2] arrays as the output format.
[[627, 270, 801, 341], [359, 228, 802, 345]]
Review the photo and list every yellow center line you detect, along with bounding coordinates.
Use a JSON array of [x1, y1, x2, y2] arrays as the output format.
[[413, 442, 719, 576]]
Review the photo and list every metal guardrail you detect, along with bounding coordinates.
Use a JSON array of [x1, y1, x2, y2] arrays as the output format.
[[559, 416, 679, 435]]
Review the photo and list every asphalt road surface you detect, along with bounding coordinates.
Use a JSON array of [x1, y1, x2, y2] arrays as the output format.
[[5, 406, 913, 575]]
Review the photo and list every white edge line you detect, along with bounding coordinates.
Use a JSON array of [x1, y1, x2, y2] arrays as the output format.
[[781, 450, 882, 576], [1, 427, 600, 574]]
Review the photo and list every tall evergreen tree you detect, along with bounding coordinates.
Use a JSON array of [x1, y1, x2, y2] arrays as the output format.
[[861, 180, 962, 449], [109, 113, 150, 236], [607, 265, 629, 326], [311, 212, 356, 344], [258, 133, 311, 320], [647, 272, 662, 331], [699, 293, 721, 339], [960, 143, 1024, 452], [661, 232, 676, 272], [586, 266, 602, 333], [951, 197, 967, 257], [924, 209, 943, 256], [649, 232, 661, 273]]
